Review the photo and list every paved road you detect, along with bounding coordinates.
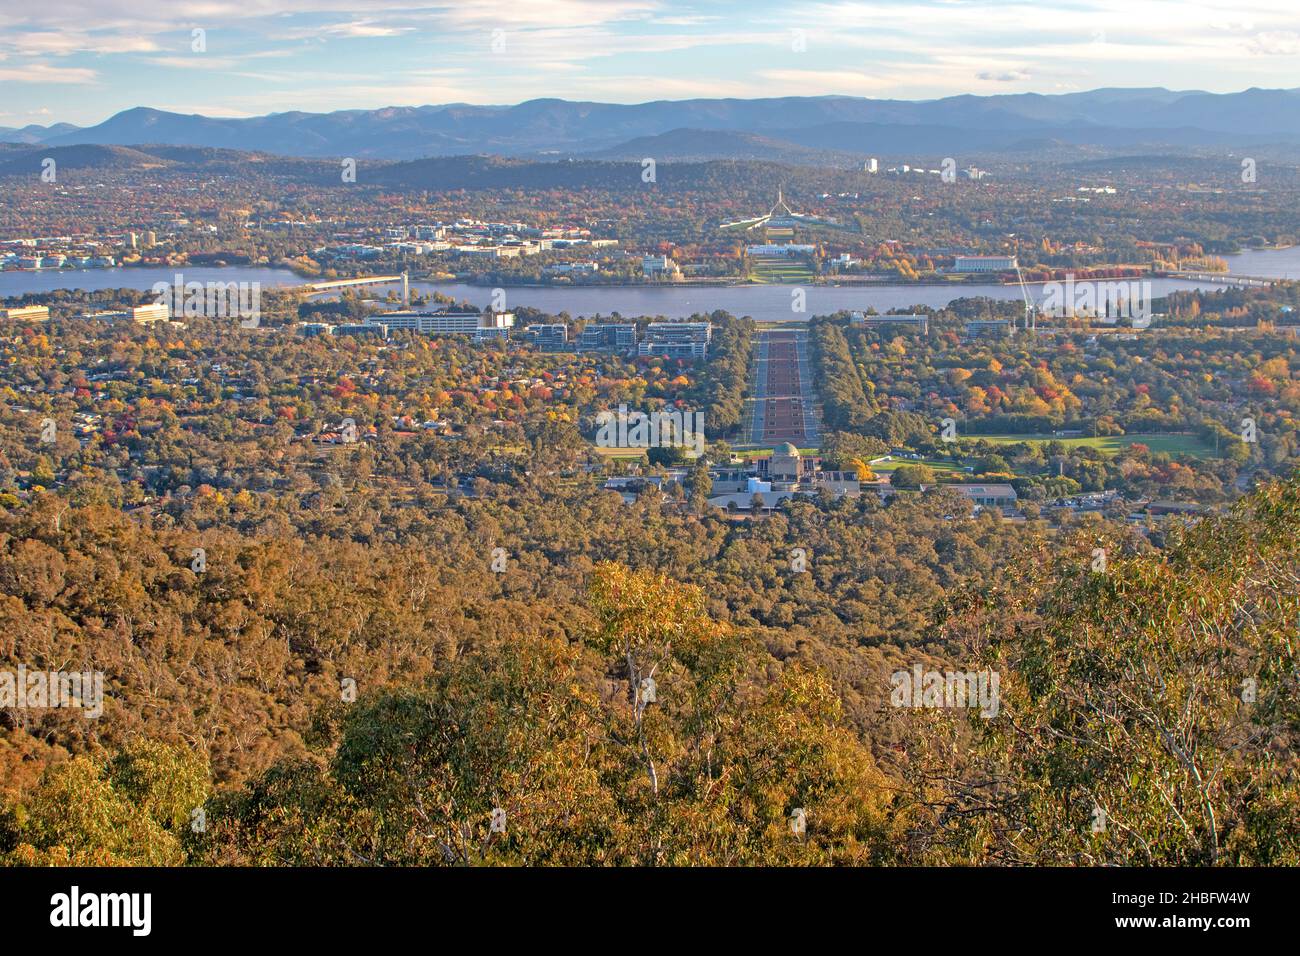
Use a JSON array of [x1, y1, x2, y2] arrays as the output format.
[[744, 329, 821, 447]]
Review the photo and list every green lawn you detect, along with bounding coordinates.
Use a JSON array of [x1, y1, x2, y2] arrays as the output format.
[[749, 260, 815, 284], [969, 433, 1217, 458], [868, 456, 969, 476], [733, 446, 820, 458]]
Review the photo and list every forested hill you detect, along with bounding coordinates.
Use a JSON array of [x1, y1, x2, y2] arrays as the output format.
[[2, 473, 1297, 865]]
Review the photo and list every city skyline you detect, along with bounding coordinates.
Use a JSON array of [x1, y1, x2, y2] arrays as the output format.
[[2, 0, 1299, 127]]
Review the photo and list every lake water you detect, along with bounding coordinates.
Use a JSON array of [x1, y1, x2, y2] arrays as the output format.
[[0, 266, 314, 299], [400, 278, 1212, 322], [1221, 246, 1300, 280], [3, 246, 1296, 322]]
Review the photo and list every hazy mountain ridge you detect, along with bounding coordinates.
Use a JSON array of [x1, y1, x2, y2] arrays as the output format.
[[585, 128, 860, 164], [24, 88, 1300, 161], [0, 122, 80, 144], [0, 141, 1289, 191]]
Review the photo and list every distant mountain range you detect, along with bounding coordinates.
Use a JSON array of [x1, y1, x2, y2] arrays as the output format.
[[0, 122, 80, 145], [5, 88, 1299, 162], [0, 143, 321, 179]]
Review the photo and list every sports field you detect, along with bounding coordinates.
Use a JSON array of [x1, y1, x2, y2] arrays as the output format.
[[589, 445, 648, 461]]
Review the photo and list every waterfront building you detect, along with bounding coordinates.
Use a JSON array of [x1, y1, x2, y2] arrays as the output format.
[[953, 254, 1018, 272], [637, 321, 712, 359]]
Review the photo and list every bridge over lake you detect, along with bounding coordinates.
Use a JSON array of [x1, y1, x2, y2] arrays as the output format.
[[303, 273, 409, 301]]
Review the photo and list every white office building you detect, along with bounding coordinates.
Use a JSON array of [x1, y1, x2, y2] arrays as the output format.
[[953, 255, 1018, 272], [637, 321, 712, 359], [641, 255, 678, 276], [365, 310, 515, 339], [747, 244, 815, 257], [851, 312, 929, 333]]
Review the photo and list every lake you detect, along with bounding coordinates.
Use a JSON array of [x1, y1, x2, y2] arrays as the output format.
[[0, 266, 314, 298], [1221, 246, 1300, 280], [2, 246, 1296, 323]]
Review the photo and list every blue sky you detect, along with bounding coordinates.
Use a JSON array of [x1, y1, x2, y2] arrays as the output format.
[[1, 0, 1298, 127]]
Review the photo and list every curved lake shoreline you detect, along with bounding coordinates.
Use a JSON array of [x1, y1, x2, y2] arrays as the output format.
[[2, 247, 1296, 323]]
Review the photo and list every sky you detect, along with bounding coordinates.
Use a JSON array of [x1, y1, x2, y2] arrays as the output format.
[[1, 0, 1298, 127]]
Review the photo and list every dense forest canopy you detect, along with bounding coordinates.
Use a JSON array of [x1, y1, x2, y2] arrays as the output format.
[[1, 475, 1296, 864]]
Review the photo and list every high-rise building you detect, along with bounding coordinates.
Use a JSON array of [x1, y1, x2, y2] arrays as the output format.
[[128, 302, 170, 325], [577, 323, 638, 353], [0, 305, 50, 322], [363, 310, 515, 340], [637, 321, 712, 359], [521, 324, 569, 350]]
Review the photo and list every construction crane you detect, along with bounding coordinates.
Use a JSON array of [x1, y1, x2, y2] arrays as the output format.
[[1013, 262, 1036, 333]]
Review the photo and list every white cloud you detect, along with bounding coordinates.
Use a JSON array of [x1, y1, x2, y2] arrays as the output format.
[[758, 68, 897, 95], [1246, 31, 1300, 56], [3, 31, 159, 56], [5, 1, 1300, 122], [977, 70, 1032, 83], [0, 62, 97, 83], [419, 0, 662, 29]]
